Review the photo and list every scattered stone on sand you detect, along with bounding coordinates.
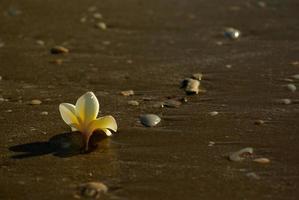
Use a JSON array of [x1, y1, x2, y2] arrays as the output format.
[[286, 84, 296, 92], [291, 74, 299, 80], [246, 172, 261, 180], [36, 40, 45, 46], [128, 100, 139, 106], [282, 78, 294, 83], [254, 119, 265, 125], [79, 182, 108, 199], [253, 157, 271, 164], [257, 1, 267, 8], [163, 99, 182, 108], [183, 78, 200, 94], [29, 99, 42, 105], [5, 109, 12, 113], [49, 59, 63, 65], [40, 111, 48, 115], [291, 61, 299, 66], [140, 114, 161, 127], [120, 90, 134, 96], [208, 141, 215, 147], [209, 111, 219, 116], [102, 41, 111, 45], [126, 59, 133, 64], [229, 147, 253, 162], [192, 73, 203, 81], [95, 22, 107, 30], [224, 27, 241, 39], [225, 64, 232, 69], [277, 98, 292, 105], [50, 46, 69, 54], [93, 13, 103, 19]]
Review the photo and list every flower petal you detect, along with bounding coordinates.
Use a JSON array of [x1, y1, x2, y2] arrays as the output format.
[[75, 92, 99, 124], [88, 115, 117, 134], [103, 129, 112, 136], [59, 103, 79, 127]]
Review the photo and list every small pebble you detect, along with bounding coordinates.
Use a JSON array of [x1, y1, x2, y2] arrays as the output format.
[[0, 75, 2, 80], [95, 22, 107, 30], [209, 111, 219, 116], [29, 99, 42, 105], [163, 99, 182, 108], [224, 27, 241, 39], [208, 141, 215, 147], [5, 109, 12, 113], [0, 97, 4, 102], [286, 84, 296, 92], [40, 111, 48, 115], [291, 61, 299, 66], [93, 13, 103, 19], [253, 157, 270, 164], [254, 120, 265, 125], [50, 59, 63, 65], [79, 182, 108, 199], [185, 79, 200, 94], [192, 73, 203, 81], [120, 90, 134, 96], [50, 46, 69, 54], [277, 98, 292, 105], [128, 100, 139, 106], [36, 40, 45, 46], [229, 147, 253, 162], [102, 41, 111, 45], [140, 114, 161, 127], [246, 172, 261, 180], [225, 64, 232, 69], [257, 1, 267, 8], [0, 42, 4, 48], [291, 74, 299, 80]]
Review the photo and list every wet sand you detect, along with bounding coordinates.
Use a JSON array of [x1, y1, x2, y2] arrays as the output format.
[[1, 0, 299, 199]]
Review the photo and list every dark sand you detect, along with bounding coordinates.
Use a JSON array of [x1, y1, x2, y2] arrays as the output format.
[[1, 0, 299, 199]]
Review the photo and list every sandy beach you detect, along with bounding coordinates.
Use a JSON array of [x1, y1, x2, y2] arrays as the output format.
[[1, 0, 299, 199]]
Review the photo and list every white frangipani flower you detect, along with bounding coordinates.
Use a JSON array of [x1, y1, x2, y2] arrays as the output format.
[[59, 91, 117, 151]]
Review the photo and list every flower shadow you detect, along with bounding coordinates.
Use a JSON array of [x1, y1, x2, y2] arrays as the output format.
[[9, 131, 109, 159]]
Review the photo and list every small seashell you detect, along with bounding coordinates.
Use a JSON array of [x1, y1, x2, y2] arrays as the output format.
[[79, 182, 108, 199], [120, 90, 134, 96], [50, 46, 69, 54], [286, 84, 296, 92], [29, 99, 42, 105], [191, 73, 203, 81], [253, 157, 270, 164], [95, 22, 107, 30], [209, 111, 218, 116], [224, 27, 241, 39], [291, 74, 299, 80], [229, 147, 253, 162], [127, 100, 139, 106], [185, 79, 200, 94], [140, 114, 161, 127], [163, 99, 182, 108]]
